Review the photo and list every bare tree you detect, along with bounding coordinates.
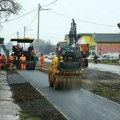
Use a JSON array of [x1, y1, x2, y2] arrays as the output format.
[[33, 39, 56, 54], [0, 0, 21, 19]]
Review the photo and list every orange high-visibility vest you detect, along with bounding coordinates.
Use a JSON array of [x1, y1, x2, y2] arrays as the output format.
[[19, 56, 26, 61], [0, 56, 2, 61], [39, 56, 44, 64], [9, 56, 14, 62], [2, 56, 6, 64]]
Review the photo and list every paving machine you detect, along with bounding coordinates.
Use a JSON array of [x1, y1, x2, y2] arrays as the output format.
[[10, 38, 35, 70], [49, 19, 83, 90]]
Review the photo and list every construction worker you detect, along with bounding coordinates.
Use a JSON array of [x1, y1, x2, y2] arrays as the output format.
[[19, 54, 26, 70], [33, 53, 38, 67], [94, 54, 98, 64], [9, 54, 14, 70], [15, 43, 20, 51], [81, 51, 88, 69], [39, 53, 44, 70], [2, 55, 7, 69], [52, 57, 58, 68], [0, 53, 3, 70]]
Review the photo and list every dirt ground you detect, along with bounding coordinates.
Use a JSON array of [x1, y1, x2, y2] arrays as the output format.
[[82, 68, 120, 104], [6, 67, 120, 120]]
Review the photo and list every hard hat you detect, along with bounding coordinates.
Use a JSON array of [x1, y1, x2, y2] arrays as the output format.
[[53, 57, 58, 63], [77, 37, 87, 44]]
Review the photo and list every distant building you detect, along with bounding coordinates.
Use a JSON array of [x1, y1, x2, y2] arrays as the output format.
[[78, 33, 120, 56], [94, 33, 120, 56]]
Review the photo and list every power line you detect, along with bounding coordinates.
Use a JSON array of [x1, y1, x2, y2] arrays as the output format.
[[26, 12, 38, 28], [2, 11, 38, 38], [18, 32, 63, 40], [0, 1, 57, 24], [76, 18, 116, 27], [49, 11, 116, 28], [42, 0, 59, 7], [49, 11, 71, 19], [0, 4, 116, 28], [0, 9, 37, 23]]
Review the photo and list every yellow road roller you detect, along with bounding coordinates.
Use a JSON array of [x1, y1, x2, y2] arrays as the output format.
[[48, 19, 89, 90]]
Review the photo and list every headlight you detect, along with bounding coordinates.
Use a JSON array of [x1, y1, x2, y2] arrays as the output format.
[[60, 56, 63, 60]]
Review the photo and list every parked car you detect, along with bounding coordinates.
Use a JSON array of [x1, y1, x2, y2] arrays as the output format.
[[88, 55, 94, 60], [108, 56, 118, 62], [44, 54, 49, 58], [97, 55, 103, 61], [48, 52, 56, 60], [101, 55, 118, 62]]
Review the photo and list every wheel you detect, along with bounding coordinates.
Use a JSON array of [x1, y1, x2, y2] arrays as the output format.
[[53, 76, 59, 90], [48, 73, 53, 87]]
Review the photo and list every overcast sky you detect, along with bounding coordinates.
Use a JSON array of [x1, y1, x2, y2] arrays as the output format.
[[0, 0, 120, 44]]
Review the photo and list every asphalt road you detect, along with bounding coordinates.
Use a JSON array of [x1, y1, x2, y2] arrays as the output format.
[[18, 70, 120, 120], [88, 63, 120, 75]]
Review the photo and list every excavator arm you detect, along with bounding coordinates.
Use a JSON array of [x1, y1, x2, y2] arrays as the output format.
[[68, 19, 78, 46]]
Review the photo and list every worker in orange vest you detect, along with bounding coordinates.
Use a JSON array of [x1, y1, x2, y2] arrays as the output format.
[[2, 55, 7, 69], [0, 53, 3, 70], [15, 44, 20, 51], [19, 54, 26, 70], [39, 53, 44, 70], [9, 54, 14, 70]]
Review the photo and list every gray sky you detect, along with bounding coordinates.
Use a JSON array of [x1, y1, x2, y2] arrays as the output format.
[[0, 0, 120, 44]]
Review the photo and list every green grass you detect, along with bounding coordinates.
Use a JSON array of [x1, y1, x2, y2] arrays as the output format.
[[92, 85, 120, 100], [20, 113, 41, 120]]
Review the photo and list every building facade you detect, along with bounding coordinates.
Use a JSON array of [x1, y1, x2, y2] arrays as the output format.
[[94, 33, 120, 56], [78, 33, 120, 56]]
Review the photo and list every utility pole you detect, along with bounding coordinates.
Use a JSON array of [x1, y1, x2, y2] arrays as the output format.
[[17, 31, 19, 38], [24, 26, 26, 38], [37, 4, 41, 41], [36, 4, 51, 53]]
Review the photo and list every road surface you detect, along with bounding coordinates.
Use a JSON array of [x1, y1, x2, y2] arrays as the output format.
[[89, 63, 120, 75], [18, 70, 120, 120]]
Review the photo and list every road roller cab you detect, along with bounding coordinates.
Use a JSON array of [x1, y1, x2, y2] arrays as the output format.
[[49, 45, 82, 90]]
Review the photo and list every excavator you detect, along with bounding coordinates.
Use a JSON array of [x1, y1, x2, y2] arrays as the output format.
[[48, 19, 89, 90]]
